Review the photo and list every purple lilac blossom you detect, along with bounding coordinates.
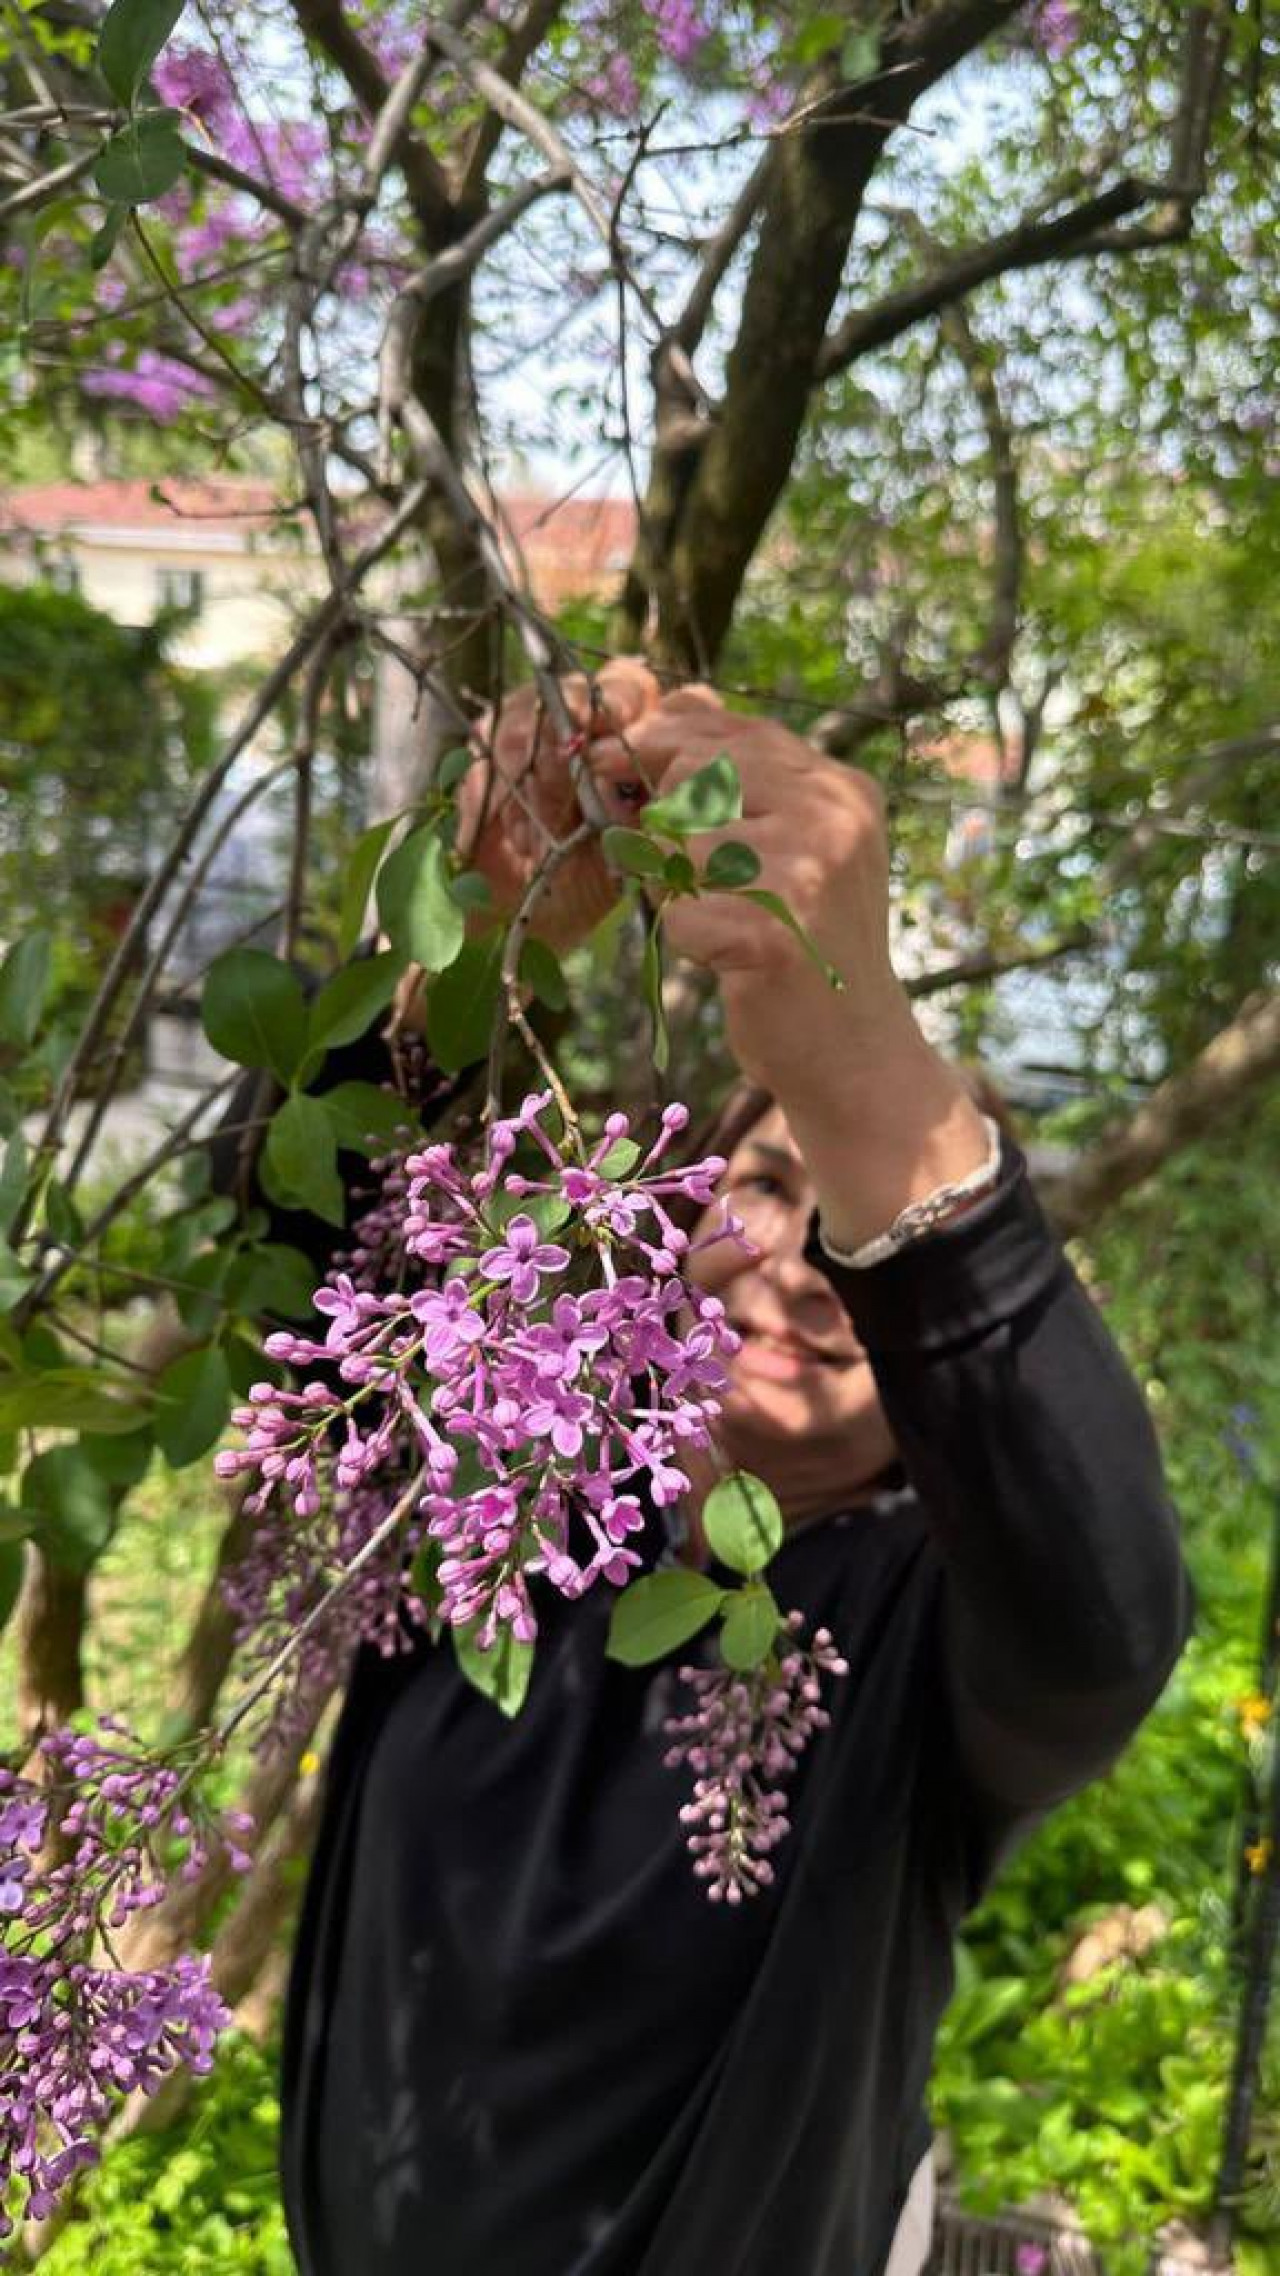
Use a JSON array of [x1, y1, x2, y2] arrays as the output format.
[[663, 1615, 848, 1901], [0, 1723, 249, 2229], [1029, 0, 1079, 59], [153, 44, 241, 133], [217, 1093, 749, 1673], [81, 352, 218, 421], [642, 0, 710, 66], [588, 53, 641, 115]]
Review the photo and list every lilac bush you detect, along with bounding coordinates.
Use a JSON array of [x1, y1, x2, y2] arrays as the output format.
[[0, 1722, 250, 2237]]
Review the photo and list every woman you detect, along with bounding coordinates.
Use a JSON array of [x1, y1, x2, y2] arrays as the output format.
[[276, 667, 1190, 2276]]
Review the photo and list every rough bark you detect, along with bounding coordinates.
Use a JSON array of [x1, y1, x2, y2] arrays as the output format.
[[15, 1551, 86, 1750]]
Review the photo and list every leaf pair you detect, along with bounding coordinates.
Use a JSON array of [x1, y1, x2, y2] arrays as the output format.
[[605, 1471, 785, 1675], [95, 0, 191, 219], [603, 754, 843, 1070]]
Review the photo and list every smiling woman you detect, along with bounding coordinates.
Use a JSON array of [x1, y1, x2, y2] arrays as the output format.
[[272, 685, 1189, 2276]]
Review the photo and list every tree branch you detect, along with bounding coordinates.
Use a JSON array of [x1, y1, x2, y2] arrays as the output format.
[[641, 2, 1026, 666], [818, 178, 1153, 379], [459, 0, 568, 205], [285, 0, 453, 240], [1047, 992, 1280, 1238], [820, 0, 1234, 380]]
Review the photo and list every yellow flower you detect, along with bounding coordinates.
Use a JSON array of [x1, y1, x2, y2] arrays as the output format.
[[1245, 1839, 1274, 1877], [299, 1751, 322, 1778], [1236, 1693, 1273, 1741]]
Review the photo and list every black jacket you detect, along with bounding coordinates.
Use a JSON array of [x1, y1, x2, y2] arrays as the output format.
[[274, 1137, 1190, 2276]]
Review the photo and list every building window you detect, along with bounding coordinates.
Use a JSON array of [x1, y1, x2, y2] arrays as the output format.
[[157, 567, 205, 615], [46, 558, 81, 595]]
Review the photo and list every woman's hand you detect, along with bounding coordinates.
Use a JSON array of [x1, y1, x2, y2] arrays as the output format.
[[455, 656, 665, 955], [589, 686, 911, 1095], [590, 686, 992, 1249]]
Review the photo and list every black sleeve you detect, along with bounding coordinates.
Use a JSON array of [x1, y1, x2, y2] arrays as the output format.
[[807, 1140, 1193, 1816]]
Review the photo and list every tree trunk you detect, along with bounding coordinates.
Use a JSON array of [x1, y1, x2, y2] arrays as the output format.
[[16, 1550, 86, 1749]]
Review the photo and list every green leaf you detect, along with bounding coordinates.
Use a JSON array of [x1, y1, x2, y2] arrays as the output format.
[[90, 203, 128, 270], [719, 1582, 782, 1671], [0, 931, 53, 1048], [0, 1539, 24, 1636], [641, 921, 669, 1074], [94, 111, 187, 206], [453, 1621, 534, 1717], [376, 826, 466, 975], [519, 938, 568, 1012], [154, 1344, 231, 1468], [662, 849, 698, 893], [597, 1137, 640, 1178], [224, 1332, 280, 1398], [0, 1248, 36, 1312], [0, 1134, 27, 1239], [79, 1427, 153, 1489], [98, 0, 188, 104], [0, 1370, 146, 1434], [738, 889, 844, 989], [424, 931, 504, 1074], [485, 1188, 573, 1239], [408, 1538, 444, 1619], [449, 869, 493, 912], [173, 1245, 231, 1337], [262, 1095, 345, 1226], [841, 28, 879, 81], [317, 1080, 414, 1157], [23, 1446, 118, 1573], [703, 840, 762, 889], [605, 1567, 725, 1666], [44, 1178, 84, 1247], [202, 948, 309, 1085], [225, 1243, 318, 1322], [640, 754, 743, 839], [306, 953, 400, 1058], [703, 1471, 784, 1577], [436, 746, 473, 793], [0, 1498, 31, 1543], [601, 826, 670, 880], [337, 818, 396, 961]]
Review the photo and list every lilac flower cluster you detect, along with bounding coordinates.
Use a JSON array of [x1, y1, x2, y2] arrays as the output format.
[[0, 1721, 249, 2232], [217, 1094, 746, 1676], [222, 1468, 432, 1746], [1028, 0, 1079, 59], [663, 1615, 848, 1902], [642, 0, 712, 67]]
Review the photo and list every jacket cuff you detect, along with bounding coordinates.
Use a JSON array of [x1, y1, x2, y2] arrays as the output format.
[[803, 1139, 1070, 1357]]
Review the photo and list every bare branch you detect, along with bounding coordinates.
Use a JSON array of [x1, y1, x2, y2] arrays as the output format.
[[1047, 992, 1280, 1238], [459, 0, 568, 204], [820, 2, 1234, 380], [186, 144, 307, 228], [285, 0, 452, 239], [670, 145, 773, 355], [0, 143, 97, 219], [14, 479, 434, 1240]]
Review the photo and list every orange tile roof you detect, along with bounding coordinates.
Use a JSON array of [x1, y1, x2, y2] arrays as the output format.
[[1, 477, 639, 602], [0, 476, 289, 536]]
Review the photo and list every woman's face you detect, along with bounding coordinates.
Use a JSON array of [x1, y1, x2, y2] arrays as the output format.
[[686, 1104, 898, 1524]]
